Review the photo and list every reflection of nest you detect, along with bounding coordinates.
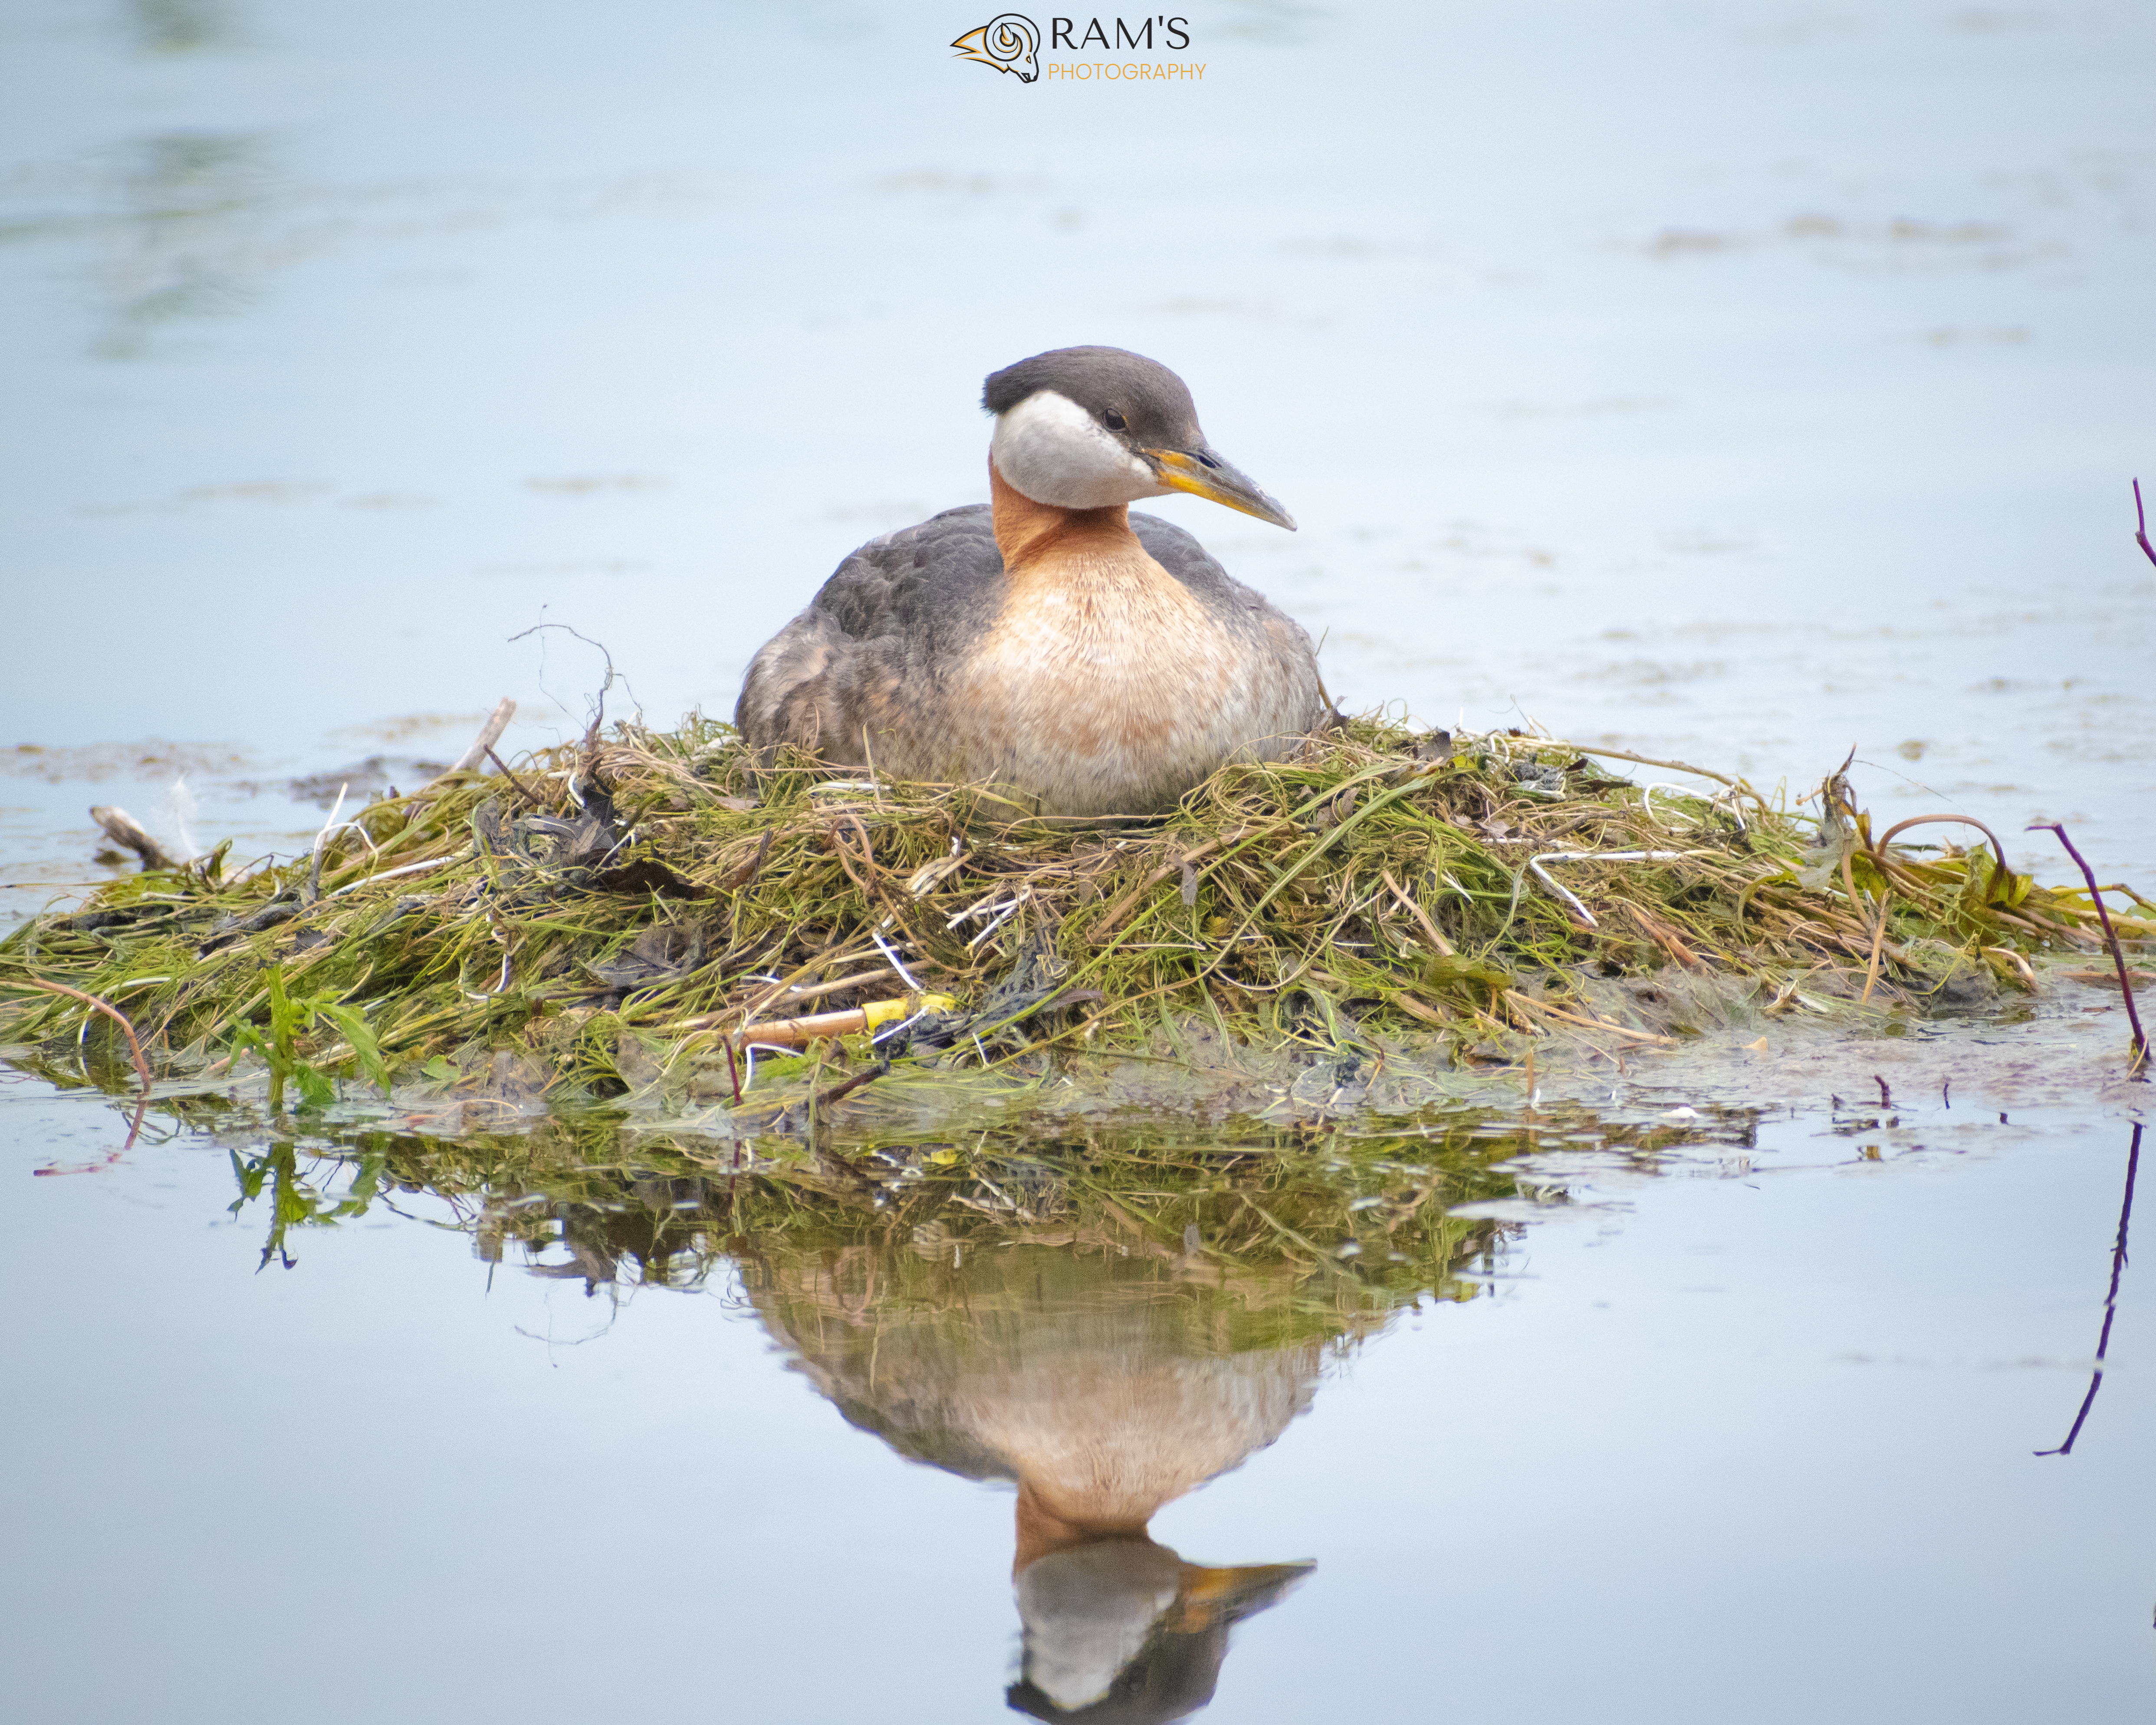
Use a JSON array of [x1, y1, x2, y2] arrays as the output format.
[[403, 1109, 1519, 1323], [160, 1104, 1520, 1353], [389, 1099, 1524, 1317], [146, 1115, 1515, 1721], [452, 1134, 1507, 1517]]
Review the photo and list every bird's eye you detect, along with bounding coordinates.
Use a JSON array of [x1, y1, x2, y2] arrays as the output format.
[[1104, 411, 1127, 431]]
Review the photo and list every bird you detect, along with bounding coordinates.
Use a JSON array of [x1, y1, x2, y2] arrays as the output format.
[[734, 345, 1328, 820], [748, 1234, 1320, 1721]]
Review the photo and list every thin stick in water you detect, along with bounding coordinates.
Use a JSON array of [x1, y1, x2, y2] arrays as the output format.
[[2037, 1122, 2143, 1456], [15, 979, 154, 1173]]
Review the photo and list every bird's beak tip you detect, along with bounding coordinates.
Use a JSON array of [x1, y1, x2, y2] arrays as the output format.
[[1147, 447, 1298, 532]]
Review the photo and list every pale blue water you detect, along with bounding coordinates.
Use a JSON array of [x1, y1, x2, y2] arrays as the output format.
[[2, 3, 2153, 1718], [3, 1065, 2149, 1722]]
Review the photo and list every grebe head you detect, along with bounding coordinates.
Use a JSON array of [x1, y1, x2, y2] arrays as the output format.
[[983, 345, 1297, 530]]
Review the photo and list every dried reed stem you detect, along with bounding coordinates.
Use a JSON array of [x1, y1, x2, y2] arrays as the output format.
[[2030, 822, 2148, 1073]]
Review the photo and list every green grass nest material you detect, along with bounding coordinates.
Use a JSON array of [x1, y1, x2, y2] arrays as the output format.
[[4, 712, 2150, 1107]]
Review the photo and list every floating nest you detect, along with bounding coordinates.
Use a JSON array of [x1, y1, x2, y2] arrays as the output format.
[[3, 712, 2149, 1118]]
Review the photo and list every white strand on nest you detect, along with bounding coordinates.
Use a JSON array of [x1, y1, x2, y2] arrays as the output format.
[[312, 783, 350, 857], [1526, 849, 1702, 929], [947, 893, 1021, 929], [871, 930, 921, 992], [1639, 783, 1702, 829], [963, 892, 1031, 951], [326, 851, 465, 898], [316, 821, 381, 856], [1638, 780, 1749, 835], [871, 1006, 932, 1049]]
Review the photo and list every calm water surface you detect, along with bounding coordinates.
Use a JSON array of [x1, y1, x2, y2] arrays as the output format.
[[2, 2, 2153, 1719], [4, 1050, 2151, 1722]]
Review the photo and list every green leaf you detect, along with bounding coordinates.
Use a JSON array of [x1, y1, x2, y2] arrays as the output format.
[[331, 1149, 387, 1218], [1417, 953, 1514, 992], [1961, 850, 2035, 915], [294, 1063, 336, 1109], [265, 965, 298, 1046], [1986, 862, 2032, 909], [227, 1147, 266, 1207], [314, 1002, 391, 1093]]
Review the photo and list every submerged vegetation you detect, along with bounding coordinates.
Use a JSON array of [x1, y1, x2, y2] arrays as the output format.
[[209, 1107, 1551, 1323], [161, 1091, 1751, 1343], [3, 711, 2151, 1130]]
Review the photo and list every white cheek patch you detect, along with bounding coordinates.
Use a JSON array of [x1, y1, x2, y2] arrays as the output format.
[[991, 389, 1167, 509]]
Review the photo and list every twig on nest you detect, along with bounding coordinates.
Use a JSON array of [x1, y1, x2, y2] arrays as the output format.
[[2030, 821, 2147, 1074], [1568, 745, 1759, 803], [440, 698, 517, 779], [1380, 868, 1456, 956], [672, 990, 957, 1049], [718, 829, 774, 893], [1872, 813, 2011, 875], [806, 1065, 886, 1113], [485, 747, 541, 803], [404, 698, 518, 823], [89, 807, 180, 872]]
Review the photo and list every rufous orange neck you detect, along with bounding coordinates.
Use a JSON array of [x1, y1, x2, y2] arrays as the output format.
[[989, 459, 1141, 576], [1013, 1477, 1153, 1574]]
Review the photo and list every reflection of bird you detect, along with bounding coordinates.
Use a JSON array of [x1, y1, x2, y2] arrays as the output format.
[[1007, 1540, 1311, 1725], [736, 347, 1326, 819], [750, 1243, 1318, 1722], [988, 1349, 1316, 1720], [952, 13, 1042, 81]]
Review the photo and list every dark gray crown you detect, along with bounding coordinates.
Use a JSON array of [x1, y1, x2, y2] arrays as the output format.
[[982, 346, 1203, 448]]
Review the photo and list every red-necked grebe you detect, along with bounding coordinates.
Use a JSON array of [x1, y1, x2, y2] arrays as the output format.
[[736, 345, 1326, 817]]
